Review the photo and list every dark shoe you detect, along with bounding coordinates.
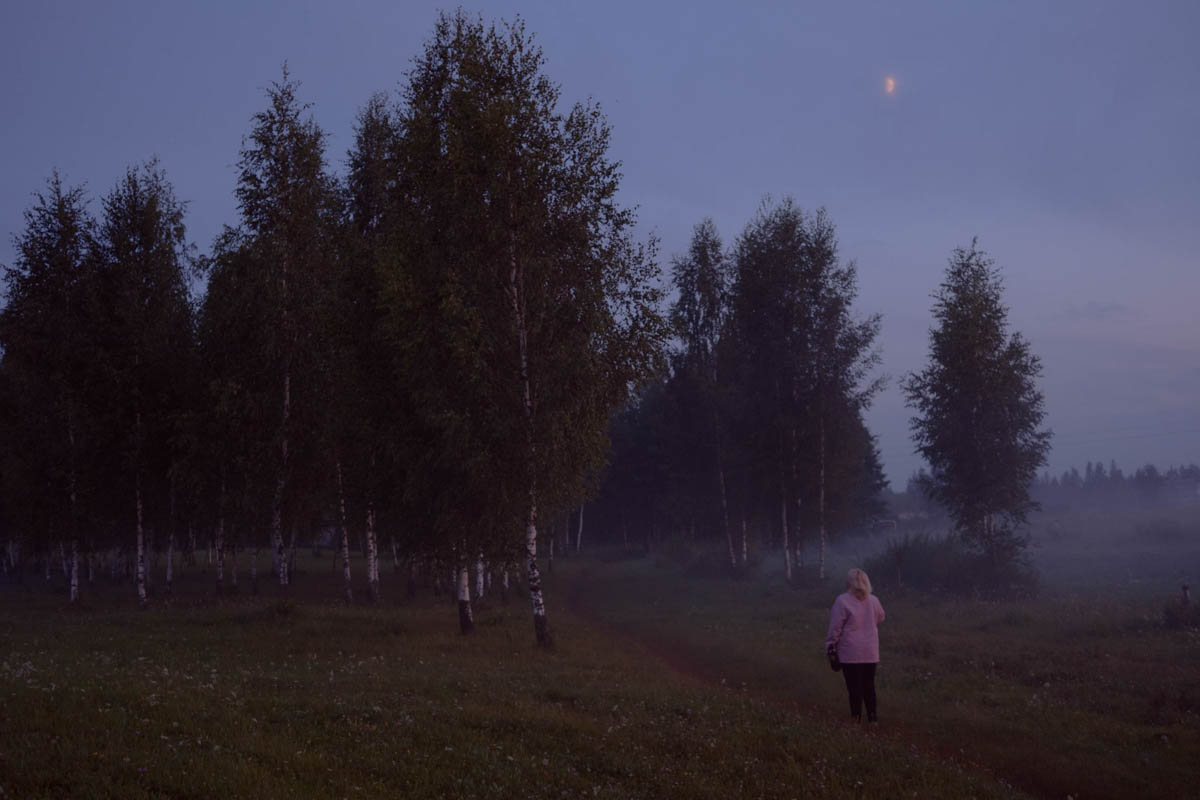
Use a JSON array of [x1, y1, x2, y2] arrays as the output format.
[[867, 713, 878, 724]]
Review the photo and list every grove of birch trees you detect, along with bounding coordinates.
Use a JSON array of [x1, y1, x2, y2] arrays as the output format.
[[0, 11, 898, 637]]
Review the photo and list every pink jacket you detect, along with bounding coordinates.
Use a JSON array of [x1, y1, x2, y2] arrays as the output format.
[[825, 592, 885, 664]]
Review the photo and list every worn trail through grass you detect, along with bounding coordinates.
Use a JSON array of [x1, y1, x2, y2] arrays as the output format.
[[560, 555, 1200, 800]]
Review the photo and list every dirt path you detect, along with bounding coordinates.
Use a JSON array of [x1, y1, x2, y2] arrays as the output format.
[[562, 564, 1052, 800]]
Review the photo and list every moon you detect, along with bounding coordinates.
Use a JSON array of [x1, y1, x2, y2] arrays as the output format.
[[885, 76, 896, 94]]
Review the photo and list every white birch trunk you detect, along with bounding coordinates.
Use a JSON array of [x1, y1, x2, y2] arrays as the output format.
[[507, 172, 551, 646], [336, 459, 353, 604], [475, 554, 485, 603], [287, 524, 298, 585], [251, 547, 259, 595], [166, 533, 174, 594], [575, 504, 584, 554], [392, 537, 399, 573], [230, 540, 238, 589], [272, 371, 290, 587], [719, 462, 735, 571], [136, 478, 147, 608], [780, 487, 792, 583], [457, 563, 474, 634], [365, 504, 379, 602], [69, 539, 79, 603], [741, 516, 748, 568], [67, 405, 79, 600], [215, 501, 225, 594], [818, 417, 827, 581]]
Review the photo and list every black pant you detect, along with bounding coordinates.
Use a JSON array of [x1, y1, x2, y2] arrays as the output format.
[[841, 662, 878, 720]]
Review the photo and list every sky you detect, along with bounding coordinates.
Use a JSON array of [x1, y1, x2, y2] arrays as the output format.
[[2, 0, 1198, 487]]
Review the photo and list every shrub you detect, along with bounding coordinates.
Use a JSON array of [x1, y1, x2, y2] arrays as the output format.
[[1163, 599, 1200, 630], [864, 532, 1038, 599]]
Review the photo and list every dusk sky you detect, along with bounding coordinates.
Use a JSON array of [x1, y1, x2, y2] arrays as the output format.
[[3, 0, 1197, 486]]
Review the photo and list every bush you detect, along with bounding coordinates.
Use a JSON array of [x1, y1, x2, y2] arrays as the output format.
[[1163, 599, 1200, 630], [864, 532, 1038, 599]]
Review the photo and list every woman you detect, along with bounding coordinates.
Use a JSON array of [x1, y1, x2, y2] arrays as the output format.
[[826, 567, 885, 723]]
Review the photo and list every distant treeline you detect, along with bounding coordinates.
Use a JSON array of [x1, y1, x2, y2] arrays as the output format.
[[1033, 461, 1200, 510]]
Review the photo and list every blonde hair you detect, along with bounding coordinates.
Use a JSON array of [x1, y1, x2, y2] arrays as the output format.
[[846, 568, 872, 600]]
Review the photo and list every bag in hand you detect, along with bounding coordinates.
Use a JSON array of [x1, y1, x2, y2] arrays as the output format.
[[827, 646, 841, 672]]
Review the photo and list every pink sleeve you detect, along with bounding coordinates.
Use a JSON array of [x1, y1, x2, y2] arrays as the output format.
[[826, 597, 848, 650]]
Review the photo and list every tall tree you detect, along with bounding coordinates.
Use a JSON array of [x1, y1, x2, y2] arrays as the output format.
[[93, 160, 194, 607], [667, 219, 736, 569], [341, 91, 407, 603], [393, 11, 666, 644], [902, 239, 1051, 576], [727, 199, 882, 580], [0, 173, 98, 602], [229, 66, 339, 587], [796, 210, 882, 579]]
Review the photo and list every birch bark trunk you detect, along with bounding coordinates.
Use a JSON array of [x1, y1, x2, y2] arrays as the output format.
[[779, 438, 792, 583], [215, 513, 225, 594], [457, 563, 474, 634], [67, 404, 79, 602], [575, 505, 583, 554], [251, 547, 259, 595], [215, 474, 226, 594], [166, 531, 174, 594], [475, 554, 485, 605], [230, 538, 238, 590], [818, 416, 827, 581], [365, 503, 379, 602], [506, 175, 552, 646], [136, 475, 147, 608], [336, 459, 353, 604], [741, 516, 748, 568], [69, 539, 79, 604], [272, 373, 290, 587]]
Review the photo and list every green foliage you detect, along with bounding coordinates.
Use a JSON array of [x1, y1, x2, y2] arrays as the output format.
[[863, 532, 1038, 598], [903, 239, 1051, 567], [0, 172, 100, 558], [389, 10, 667, 561], [92, 160, 195, 549]]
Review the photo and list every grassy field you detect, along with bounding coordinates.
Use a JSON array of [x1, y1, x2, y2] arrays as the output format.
[[1, 521, 1198, 799], [2, 554, 1022, 800]]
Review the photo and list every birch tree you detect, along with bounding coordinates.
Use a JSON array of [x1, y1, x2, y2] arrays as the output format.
[[903, 239, 1051, 583], [0, 173, 99, 603], [393, 12, 666, 644], [93, 161, 194, 607], [229, 67, 339, 586]]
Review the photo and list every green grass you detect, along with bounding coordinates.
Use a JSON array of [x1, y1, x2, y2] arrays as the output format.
[[565, 545, 1200, 800], [0, 556, 1026, 800]]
